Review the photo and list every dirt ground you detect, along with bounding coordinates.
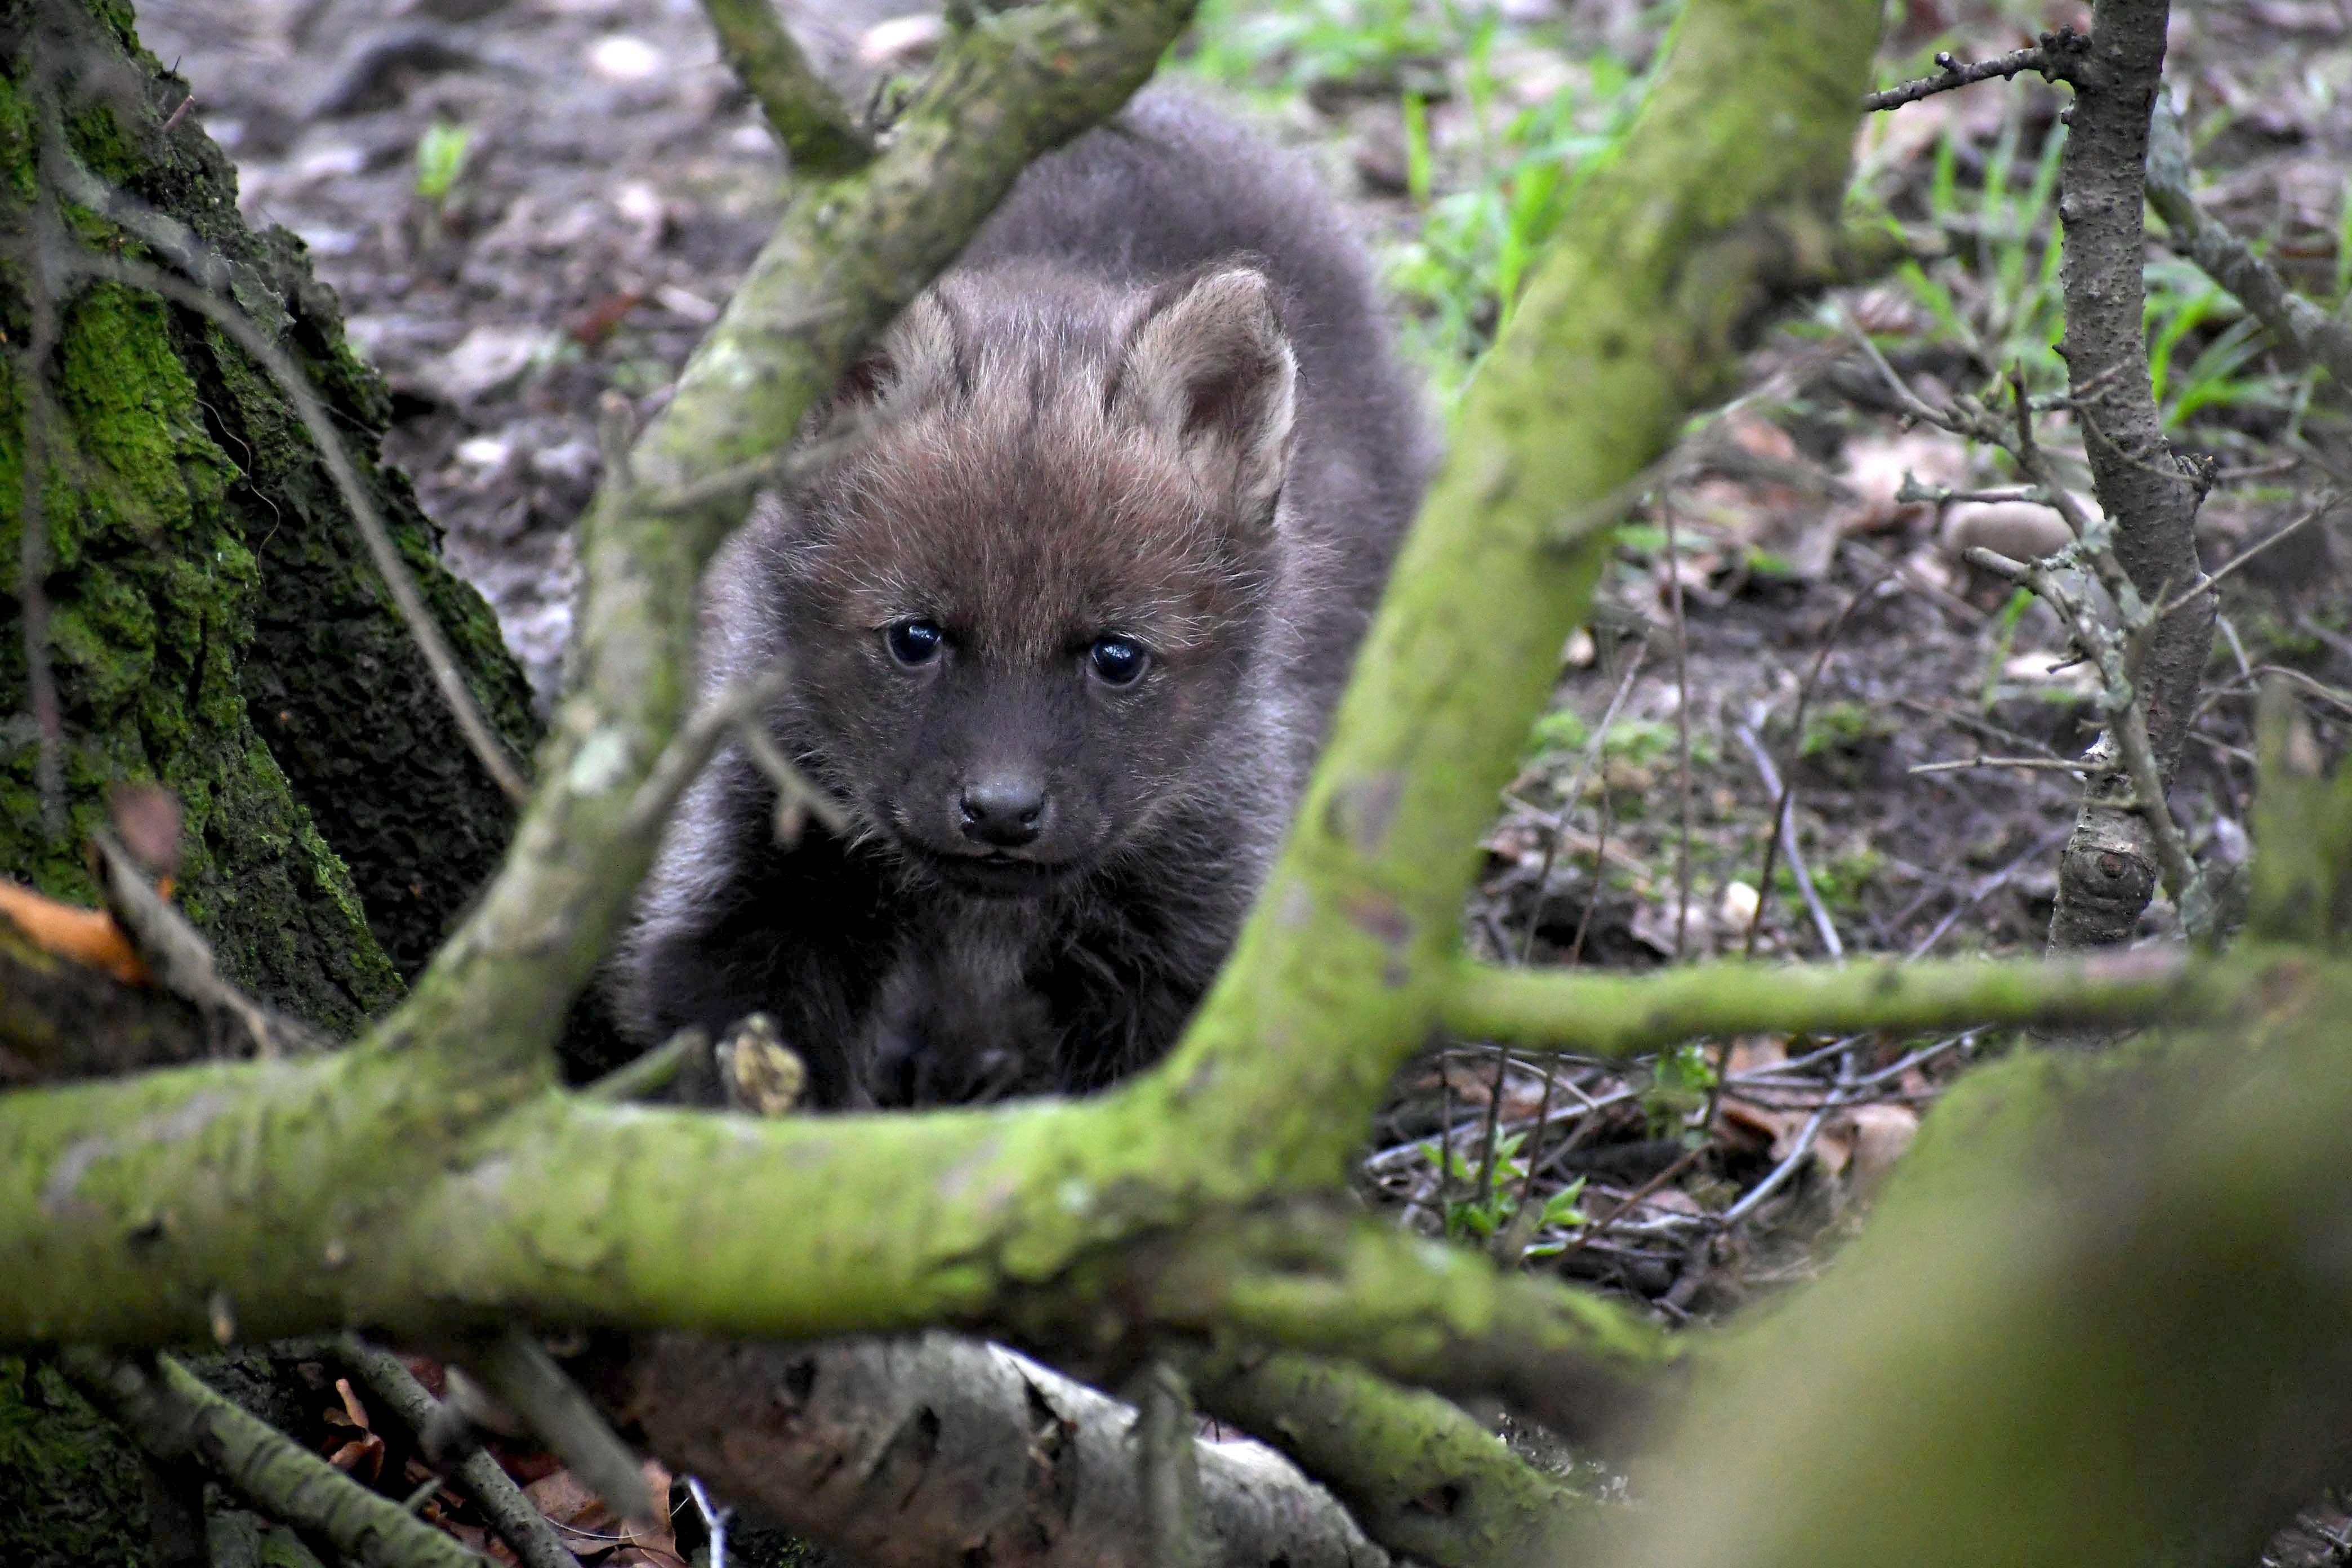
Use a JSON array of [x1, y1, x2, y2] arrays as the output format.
[[141, 0, 2352, 1402]]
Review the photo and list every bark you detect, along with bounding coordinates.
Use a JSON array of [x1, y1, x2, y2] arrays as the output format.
[[2045, 0, 2217, 953]]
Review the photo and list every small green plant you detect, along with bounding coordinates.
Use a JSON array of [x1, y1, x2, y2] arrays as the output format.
[[1601, 718, 1718, 772], [1641, 1041, 1716, 1137], [1885, 106, 2068, 393], [413, 122, 472, 206], [1183, 0, 1444, 95], [1427, 1129, 1588, 1245], [2141, 255, 2307, 436], [1798, 701, 1894, 760], [1524, 707, 1590, 759], [1788, 845, 1885, 914], [1387, 52, 1638, 398]]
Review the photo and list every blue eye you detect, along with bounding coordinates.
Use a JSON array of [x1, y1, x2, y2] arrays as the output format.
[[885, 618, 944, 667], [1088, 635, 1148, 687]]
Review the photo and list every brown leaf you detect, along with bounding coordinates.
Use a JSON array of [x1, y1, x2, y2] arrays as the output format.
[[108, 785, 184, 880]]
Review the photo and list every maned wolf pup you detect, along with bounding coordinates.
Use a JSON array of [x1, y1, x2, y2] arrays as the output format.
[[616, 86, 1433, 1107]]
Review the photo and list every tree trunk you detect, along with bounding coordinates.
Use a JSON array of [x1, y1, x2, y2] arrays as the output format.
[[1, 0, 538, 1005], [1, 1, 541, 1557]]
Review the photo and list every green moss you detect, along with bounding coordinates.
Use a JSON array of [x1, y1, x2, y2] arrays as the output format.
[[0, 66, 35, 208], [48, 575, 158, 705], [63, 102, 138, 186], [0, 1356, 155, 1568], [0, 200, 398, 1027], [59, 284, 231, 528]]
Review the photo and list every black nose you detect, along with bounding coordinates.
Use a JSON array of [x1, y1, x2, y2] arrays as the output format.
[[959, 775, 1047, 848]]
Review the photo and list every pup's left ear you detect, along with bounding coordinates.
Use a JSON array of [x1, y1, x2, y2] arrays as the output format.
[[1108, 264, 1298, 530]]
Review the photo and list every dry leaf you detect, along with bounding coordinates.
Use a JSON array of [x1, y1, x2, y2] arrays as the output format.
[[1843, 1103, 1922, 1192], [322, 1377, 384, 1482]]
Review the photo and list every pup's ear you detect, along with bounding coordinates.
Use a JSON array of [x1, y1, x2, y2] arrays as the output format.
[[807, 290, 963, 433], [1108, 264, 1298, 529]]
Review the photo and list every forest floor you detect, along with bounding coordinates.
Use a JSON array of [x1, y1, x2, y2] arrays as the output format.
[[131, 0, 2352, 1553]]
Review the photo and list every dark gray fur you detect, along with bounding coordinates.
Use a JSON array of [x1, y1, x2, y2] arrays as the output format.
[[613, 87, 1433, 1107]]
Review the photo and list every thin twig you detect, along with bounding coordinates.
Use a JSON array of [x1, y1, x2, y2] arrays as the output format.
[[581, 1026, 707, 1102], [341, 1338, 586, 1568], [698, 0, 874, 176], [1518, 643, 1650, 964], [1861, 29, 2084, 112], [462, 1329, 653, 1526], [2153, 493, 2340, 621], [75, 253, 532, 802], [1741, 572, 1890, 957], [2191, 664, 2352, 724], [2145, 99, 2352, 391], [1716, 1096, 1842, 1230], [1567, 781, 1615, 966], [1732, 726, 1842, 959], [687, 1477, 732, 1568], [1557, 1141, 1708, 1259], [622, 662, 843, 838], [1134, 1361, 1212, 1568], [1661, 493, 1695, 957], [1895, 697, 2068, 760], [1474, 1043, 1512, 1248], [1908, 755, 2091, 776]]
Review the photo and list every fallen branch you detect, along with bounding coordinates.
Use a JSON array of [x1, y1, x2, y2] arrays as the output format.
[[60, 1348, 489, 1568], [1190, 1348, 1589, 1567], [340, 1339, 585, 1568], [625, 1335, 1391, 1568]]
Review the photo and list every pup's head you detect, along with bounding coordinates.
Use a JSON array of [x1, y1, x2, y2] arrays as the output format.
[[748, 261, 1300, 895]]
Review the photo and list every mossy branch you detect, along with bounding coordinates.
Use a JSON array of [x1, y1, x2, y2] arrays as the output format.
[[698, 0, 874, 177], [1443, 947, 2255, 1057], [1103, 1206, 1682, 1441], [1190, 1349, 1593, 1567], [59, 1348, 490, 1568], [1592, 951, 2352, 1568]]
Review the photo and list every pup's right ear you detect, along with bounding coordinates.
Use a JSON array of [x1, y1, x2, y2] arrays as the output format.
[[804, 291, 964, 435]]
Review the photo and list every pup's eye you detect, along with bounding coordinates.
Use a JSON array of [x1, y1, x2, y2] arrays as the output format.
[[885, 618, 945, 667], [1087, 635, 1149, 688]]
